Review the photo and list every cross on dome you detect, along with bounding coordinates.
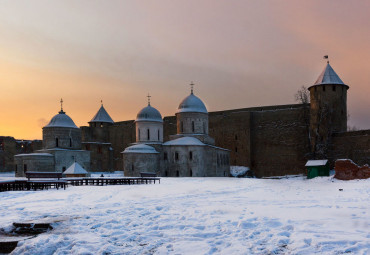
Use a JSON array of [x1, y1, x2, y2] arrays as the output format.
[[59, 98, 65, 114], [190, 81, 194, 94], [147, 93, 151, 106]]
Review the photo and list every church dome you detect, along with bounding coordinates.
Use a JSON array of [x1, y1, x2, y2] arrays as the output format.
[[136, 105, 163, 123], [177, 93, 207, 114], [44, 110, 78, 129], [122, 144, 159, 154]]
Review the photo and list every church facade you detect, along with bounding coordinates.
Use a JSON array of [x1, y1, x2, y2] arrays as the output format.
[[122, 90, 230, 177], [14, 106, 90, 177]]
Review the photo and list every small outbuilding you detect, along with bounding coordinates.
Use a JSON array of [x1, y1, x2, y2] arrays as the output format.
[[63, 162, 89, 177], [305, 160, 329, 179]]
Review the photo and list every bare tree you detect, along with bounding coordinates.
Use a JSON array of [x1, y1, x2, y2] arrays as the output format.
[[295, 86, 310, 104]]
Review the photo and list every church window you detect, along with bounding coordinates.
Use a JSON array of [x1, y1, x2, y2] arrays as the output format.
[[323, 85, 326, 91], [164, 152, 168, 160], [332, 85, 336, 91], [23, 164, 27, 172], [158, 129, 160, 140], [181, 121, 184, 132], [138, 129, 141, 140], [62, 167, 66, 172], [190, 169, 193, 176], [147, 129, 150, 140], [176, 171, 179, 177], [69, 138, 72, 147], [56, 138, 59, 147], [192, 121, 195, 132], [175, 152, 179, 160], [165, 171, 168, 177], [189, 151, 193, 160]]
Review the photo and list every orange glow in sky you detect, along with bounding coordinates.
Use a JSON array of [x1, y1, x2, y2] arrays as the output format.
[[0, 1, 369, 139]]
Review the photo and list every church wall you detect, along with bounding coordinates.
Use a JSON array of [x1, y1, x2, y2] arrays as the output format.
[[136, 122, 163, 143], [43, 127, 82, 150], [14, 155, 54, 177], [123, 153, 159, 177], [330, 130, 370, 166], [176, 112, 209, 135], [50, 150, 90, 172], [162, 146, 206, 177], [204, 146, 230, 177]]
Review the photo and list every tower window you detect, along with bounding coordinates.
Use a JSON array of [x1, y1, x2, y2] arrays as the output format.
[[147, 129, 150, 140], [315, 86, 317, 92], [189, 151, 193, 160], [332, 85, 336, 91], [235, 134, 238, 140], [235, 147, 238, 153], [175, 152, 179, 160], [323, 85, 326, 91], [192, 121, 195, 132], [56, 138, 59, 147]]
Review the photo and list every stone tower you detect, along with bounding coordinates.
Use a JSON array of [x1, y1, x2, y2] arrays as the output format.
[[88, 103, 114, 142], [308, 61, 349, 157]]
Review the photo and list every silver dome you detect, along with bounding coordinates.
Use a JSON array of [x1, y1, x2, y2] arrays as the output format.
[[44, 110, 78, 129], [177, 93, 207, 114], [136, 105, 163, 123]]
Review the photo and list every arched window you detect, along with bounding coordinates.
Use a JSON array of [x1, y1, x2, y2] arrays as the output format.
[[189, 151, 193, 160], [158, 129, 160, 140], [138, 129, 141, 140], [175, 152, 179, 160], [181, 121, 184, 132], [147, 129, 150, 140], [165, 171, 168, 177], [190, 169, 193, 177], [69, 138, 72, 147], [192, 121, 195, 132], [176, 171, 179, 177], [56, 138, 59, 147]]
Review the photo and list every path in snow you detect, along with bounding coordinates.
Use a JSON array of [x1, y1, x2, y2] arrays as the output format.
[[0, 177, 369, 254]]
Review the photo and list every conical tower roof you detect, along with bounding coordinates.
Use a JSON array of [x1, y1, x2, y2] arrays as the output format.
[[90, 104, 114, 123], [309, 62, 349, 89]]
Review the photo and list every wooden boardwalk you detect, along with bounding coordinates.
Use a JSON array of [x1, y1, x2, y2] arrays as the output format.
[[0, 177, 160, 192]]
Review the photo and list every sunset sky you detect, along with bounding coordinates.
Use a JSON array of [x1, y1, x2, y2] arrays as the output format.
[[1, 1, 369, 140]]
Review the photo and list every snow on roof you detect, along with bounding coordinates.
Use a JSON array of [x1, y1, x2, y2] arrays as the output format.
[[15, 153, 53, 157], [122, 144, 159, 154], [177, 93, 208, 114], [163, 137, 205, 146], [311, 63, 348, 88], [44, 110, 78, 129], [64, 162, 88, 175], [136, 105, 163, 123], [305, 160, 328, 167], [90, 105, 114, 123]]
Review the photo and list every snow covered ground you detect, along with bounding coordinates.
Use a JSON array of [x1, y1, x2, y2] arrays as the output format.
[[0, 176, 369, 254]]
